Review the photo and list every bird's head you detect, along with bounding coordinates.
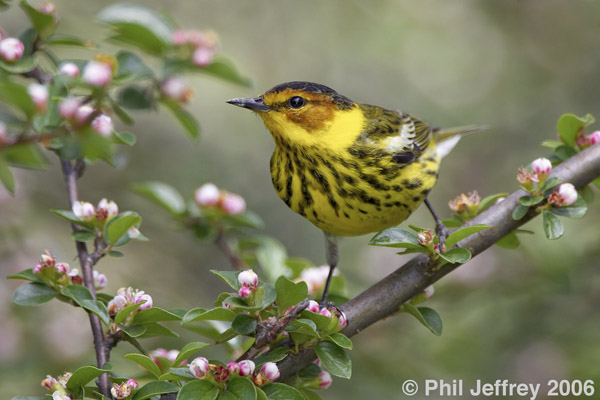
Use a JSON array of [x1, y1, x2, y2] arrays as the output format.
[[227, 81, 361, 148]]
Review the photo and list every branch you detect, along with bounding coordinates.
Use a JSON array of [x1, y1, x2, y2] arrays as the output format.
[[215, 228, 247, 270], [277, 143, 600, 380], [60, 159, 112, 398]]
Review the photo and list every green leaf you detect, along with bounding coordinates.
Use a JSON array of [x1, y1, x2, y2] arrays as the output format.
[[221, 377, 256, 400], [132, 381, 179, 400], [442, 217, 463, 228], [256, 388, 268, 400], [51, 209, 95, 229], [232, 313, 258, 335], [540, 176, 562, 193], [0, 156, 15, 194], [285, 319, 318, 337], [512, 204, 529, 220], [555, 145, 577, 161], [66, 365, 111, 394], [445, 224, 490, 248], [580, 185, 595, 204], [226, 211, 265, 230], [3, 143, 47, 169], [104, 212, 142, 245], [255, 237, 288, 283], [60, 285, 110, 324], [78, 128, 114, 162], [124, 353, 162, 378], [253, 348, 290, 366], [114, 130, 137, 146], [12, 282, 56, 306], [118, 85, 154, 110], [161, 99, 199, 139], [298, 364, 321, 380], [369, 228, 421, 248], [115, 50, 154, 82], [541, 139, 563, 149], [133, 307, 183, 324], [314, 341, 351, 379], [7, 268, 43, 283], [109, 97, 135, 125], [557, 113, 594, 147], [134, 322, 179, 338], [275, 276, 308, 310], [327, 332, 353, 350], [403, 303, 442, 336], [46, 34, 91, 47], [164, 56, 252, 87], [72, 230, 96, 242], [542, 210, 564, 240], [477, 193, 508, 212], [161, 367, 195, 381], [98, 4, 173, 55], [261, 383, 304, 400], [173, 342, 210, 367], [0, 56, 36, 74], [0, 79, 35, 117], [114, 303, 142, 325], [210, 269, 240, 290], [177, 380, 219, 400], [20, 0, 56, 37], [439, 247, 472, 264], [550, 196, 587, 219], [132, 181, 186, 215], [225, 284, 277, 312], [182, 307, 236, 324], [495, 232, 520, 249], [300, 310, 332, 331], [519, 195, 544, 207]]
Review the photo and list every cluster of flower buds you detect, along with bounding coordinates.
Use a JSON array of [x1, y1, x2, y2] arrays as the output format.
[[59, 97, 114, 137], [417, 229, 444, 253], [305, 300, 347, 329], [41, 372, 71, 399], [0, 37, 25, 62], [171, 28, 219, 67], [107, 287, 153, 316], [72, 198, 119, 222], [237, 269, 258, 299], [575, 130, 600, 149], [111, 379, 138, 399], [517, 157, 578, 207], [448, 190, 481, 219], [161, 76, 194, 103], [150, 348, 185, 366], [27, 83, 49, 113], [297, 265, 336, 296], [194, 183, 247, 216], [189, 358, 280, 386]]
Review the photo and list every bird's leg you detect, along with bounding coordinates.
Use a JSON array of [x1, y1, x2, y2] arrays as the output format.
[[320, 233, 339, 307], [425, 198, 449, 249]]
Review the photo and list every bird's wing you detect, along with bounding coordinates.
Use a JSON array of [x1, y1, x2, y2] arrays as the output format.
[[356, 104, 432, 161]]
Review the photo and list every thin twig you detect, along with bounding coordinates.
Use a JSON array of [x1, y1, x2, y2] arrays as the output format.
[[61, 159, 112, 397], [275, 143, 600, 381], [215, 227, 247, 270]]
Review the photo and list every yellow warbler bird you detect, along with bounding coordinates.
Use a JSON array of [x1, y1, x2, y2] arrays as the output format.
[[228, 81, 482, 305]]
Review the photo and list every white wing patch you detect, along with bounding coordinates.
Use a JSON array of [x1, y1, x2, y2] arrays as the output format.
[[383, 120, 415, 152], [435, 135, 461, 158]]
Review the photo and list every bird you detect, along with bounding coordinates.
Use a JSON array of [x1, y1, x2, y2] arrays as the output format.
[[227, 81, 483, 306]]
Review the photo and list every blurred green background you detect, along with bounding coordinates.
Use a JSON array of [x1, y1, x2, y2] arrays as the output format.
[[2, 1, 600, 398]]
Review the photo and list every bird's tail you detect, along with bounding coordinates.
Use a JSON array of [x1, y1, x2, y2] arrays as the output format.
[[433, 125, 489, 158]]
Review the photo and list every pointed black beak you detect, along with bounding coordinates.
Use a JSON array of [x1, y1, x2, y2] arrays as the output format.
[[226, 97, 271, 112]]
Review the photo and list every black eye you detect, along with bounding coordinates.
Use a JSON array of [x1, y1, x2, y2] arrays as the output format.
[[288, 96, 306, 109]]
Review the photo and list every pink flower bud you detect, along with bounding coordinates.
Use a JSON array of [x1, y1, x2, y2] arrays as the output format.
[[418, 229, 434, 246], [192, 46, 214, 67], [337, 310, 348, 328], [57, 372, 71, 388], [59, 62, 79, 77], [39, 2, 56, 14], [319, 308, 332, 319], [52, 392, 70, 400], [171, 29, 188, 45], [298, 266, 331, 295], [28, 83, 49, 112], [82, 61, 112, 87], [93, 270, 107, 290], [55, 262, 69, 275], [41, 375, 59, 390], [111, 381, 136, 399], [194, 183, 220, 207], [58, 97, 80, 119], [423, 285, 435, 299], [75, 105, 94, 125], [238, 269, 258, 289], [0, 121, 7, 144], [91, 114, 113, 137], [162, 76, 193, 103], [238, 285, 252, 298], [166, 350, 179, 362], [313, 358, 321, 367], [238, 360, 255, 377], [222, 301, 232, 309], [96, 198, 118, 219], [227, 361, 240, 374], [33, 264, 43, 274], [136, 293, 153, 311], [107, 295, 127, 316], [128, 226, 141, 239], [306, 300, 320, 313], [221, 193, 246, 215], [531, 157, 552, 179], [72, 201, 95, 221], [214, 365, 230, 382], [69, 268, 83, 285], [318, 371, 332, 389], [126, 379, 138, 390], [40, 251, 56, 267], [588, 131, 600, 146], [557, 183, 578, 206], [189, 356, 210, 379], [260, 362, 280, 382], [0, 38, 24, 61]]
